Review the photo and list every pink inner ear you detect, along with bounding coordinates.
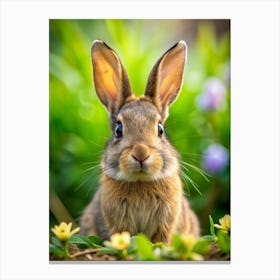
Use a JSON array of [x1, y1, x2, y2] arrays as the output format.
[[97, 61, 119, 99], [92, 47, 123, 105], [158, 49, 185, 106]]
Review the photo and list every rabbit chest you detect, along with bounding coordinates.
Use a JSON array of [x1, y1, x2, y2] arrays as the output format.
[[101, 175, 182, 240]]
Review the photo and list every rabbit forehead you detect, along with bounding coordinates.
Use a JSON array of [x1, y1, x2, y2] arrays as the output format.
[[117, 99, 161, 127]]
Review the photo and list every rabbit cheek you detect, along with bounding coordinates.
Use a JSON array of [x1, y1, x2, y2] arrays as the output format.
[[119, 149, 134, 174], [147, 153, 164, 175]]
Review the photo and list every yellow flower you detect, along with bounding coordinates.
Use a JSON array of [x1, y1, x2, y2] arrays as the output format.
[[214, 214, 230, 232], [110, 231, 131, 250], [181, 234, 197, 249], [51, 222, 80, 242]]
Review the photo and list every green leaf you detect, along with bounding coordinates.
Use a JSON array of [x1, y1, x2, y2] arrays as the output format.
[[50, 235, 63, 248], [97, 247, 118, 256], [69, 234, 95, 248], [201, 235, 217, 242], [171, 233, 186, 253], [209, 215, 216, 237], [135, 234, 158, 261], [127, 236, 137, 255], [49, 244, 66, 257], [87, 235, 103, 246], [217, 231, 230, 254], [192, 239, 210, 255]]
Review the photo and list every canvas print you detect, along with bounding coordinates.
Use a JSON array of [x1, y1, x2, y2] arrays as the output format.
[[49, 19, 230, 261]]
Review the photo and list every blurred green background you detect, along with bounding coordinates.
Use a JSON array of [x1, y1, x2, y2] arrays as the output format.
[[49, 19, 230, 235]]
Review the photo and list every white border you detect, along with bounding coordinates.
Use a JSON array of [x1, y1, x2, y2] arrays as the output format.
[[0, 0, 279, 280]]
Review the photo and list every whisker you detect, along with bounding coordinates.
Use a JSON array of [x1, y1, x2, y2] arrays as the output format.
[[179, 151, 204, 157], [80, 161, 99, 167], [74, 168, 100, 193], [180, 170, 203, 196], [181, 173, 191, 196], [86, 180, 94, 197], [180, 161, 210, 182], [74, 176, 92, 192], [186, 176, 202, 196], [86, 139, 107, 149], [181, 164, 190, 173], [81, 164, 101, 174]]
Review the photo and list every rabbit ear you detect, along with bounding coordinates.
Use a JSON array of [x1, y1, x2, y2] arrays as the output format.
[[144, 41, 187, 121], [91, 40, 132, 114]]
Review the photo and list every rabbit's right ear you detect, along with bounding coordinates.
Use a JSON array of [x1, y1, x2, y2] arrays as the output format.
[[91, 40, 132, 114], [144, 41, 187, 122]]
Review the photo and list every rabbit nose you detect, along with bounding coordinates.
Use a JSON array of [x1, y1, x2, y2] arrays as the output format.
[[132, 154, 150, 164], [132, 144, 150, 166]]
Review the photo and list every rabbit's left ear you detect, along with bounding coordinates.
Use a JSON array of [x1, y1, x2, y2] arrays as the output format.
[[144, 41, 187, 121], [91, 40, 132, 115]]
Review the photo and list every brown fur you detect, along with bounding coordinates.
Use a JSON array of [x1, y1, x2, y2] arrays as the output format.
[[81, 174, 199, 243], [80, 40, 200, 243]]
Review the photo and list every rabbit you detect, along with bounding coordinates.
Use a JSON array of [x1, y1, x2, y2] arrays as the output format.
[[80, 40, 200, 243]]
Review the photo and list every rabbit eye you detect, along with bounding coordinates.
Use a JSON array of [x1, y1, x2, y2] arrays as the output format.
[[115, 122, 123, 138], [158, 123, 164, 137]]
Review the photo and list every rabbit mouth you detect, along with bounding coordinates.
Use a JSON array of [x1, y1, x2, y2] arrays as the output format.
[[116, 169, 162, 182], [117, 152, 164, 182]]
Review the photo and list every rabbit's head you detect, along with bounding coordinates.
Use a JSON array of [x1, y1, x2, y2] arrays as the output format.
[[91, 40, 187, 182]]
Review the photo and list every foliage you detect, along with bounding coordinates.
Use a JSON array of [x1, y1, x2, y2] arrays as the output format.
[[49, 19, 230, 234], [49, 214, 230, 261]]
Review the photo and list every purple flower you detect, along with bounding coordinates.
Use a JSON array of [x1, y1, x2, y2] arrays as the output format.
[[196, 77, 226, 111], [202, 143, 229, 174]]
